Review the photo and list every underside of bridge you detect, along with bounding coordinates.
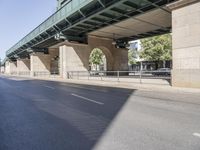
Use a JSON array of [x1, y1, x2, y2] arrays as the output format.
[[4, 0, 200, 88], [6, 0, 175, 59]]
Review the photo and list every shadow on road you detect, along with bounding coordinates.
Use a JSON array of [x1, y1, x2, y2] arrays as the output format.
[[0, 77, 135, 150]]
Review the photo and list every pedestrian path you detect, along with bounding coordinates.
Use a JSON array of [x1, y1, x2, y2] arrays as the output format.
[[1, 74, 199, 95]]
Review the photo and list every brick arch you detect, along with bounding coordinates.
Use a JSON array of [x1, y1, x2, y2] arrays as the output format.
[[88, 46, 114, 71]]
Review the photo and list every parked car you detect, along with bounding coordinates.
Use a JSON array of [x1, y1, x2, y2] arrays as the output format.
[[152, 68, 171, 76]]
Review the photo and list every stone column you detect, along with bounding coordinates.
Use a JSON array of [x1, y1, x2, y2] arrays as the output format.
[[168, 0, 200, 88], [8, 61, 17, 75], [17, 58, 30, 75], [49, 48, 59, 75], [0, 66, 5, 73], [30, 53, 51, 77], [59, 44, 90, 78], [5, 61, 10, 74]]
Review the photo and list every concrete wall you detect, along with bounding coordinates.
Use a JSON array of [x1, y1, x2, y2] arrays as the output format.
[[17, 59, 30, 73], [0, 66, 5, 73], [59, 36, 128, 78], [5, 61, 17, 74], [169, 0, 200, 88], [30, 53, 51, 76], [5, 61, 10, 74], [88, 36, 128, 71], [59, 44, 90, 78], [49, 48, 59, 59], [49, 48, 59, 74]]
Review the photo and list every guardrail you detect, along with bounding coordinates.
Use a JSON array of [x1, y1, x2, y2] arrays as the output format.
[[33, 71, 60, 78], [67, 70, 171, 85], [5, 71, 60, 78], [18, 71, 30, 76], [33, 71, 50, 77]]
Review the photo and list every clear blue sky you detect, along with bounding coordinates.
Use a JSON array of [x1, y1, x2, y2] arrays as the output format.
[[0, 0, 57, 60]]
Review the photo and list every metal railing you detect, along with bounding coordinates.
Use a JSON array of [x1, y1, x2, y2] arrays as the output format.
[[6, 71, 60, 78], [67, 70, 171, 85], [33, 71, 51, 77], [10, 72, 18, 75], [33, 71, 60, 78], [18, 71, 30, 76]]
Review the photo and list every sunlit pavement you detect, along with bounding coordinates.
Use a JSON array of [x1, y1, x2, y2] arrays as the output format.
[[0, 76, 200, 150]]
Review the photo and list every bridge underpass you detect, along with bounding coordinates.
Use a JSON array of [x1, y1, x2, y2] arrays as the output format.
[[3, 0, 200, 88]]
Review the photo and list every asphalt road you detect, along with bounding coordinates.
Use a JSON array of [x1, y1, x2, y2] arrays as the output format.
[[0, 76, 200, 150]]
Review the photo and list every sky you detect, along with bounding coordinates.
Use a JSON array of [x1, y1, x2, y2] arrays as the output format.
[[0, 0, 57, 60]]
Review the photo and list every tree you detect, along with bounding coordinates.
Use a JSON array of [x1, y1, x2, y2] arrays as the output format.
[[128, 50, 136, 65], [89, 48, 104, 70], [128, 41, 139, 65], [140, 34, 172, 69]]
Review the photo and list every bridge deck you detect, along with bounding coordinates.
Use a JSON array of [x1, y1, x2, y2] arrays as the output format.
[[6, 0, 177, 59]]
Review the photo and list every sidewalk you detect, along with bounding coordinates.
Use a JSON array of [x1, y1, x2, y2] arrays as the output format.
[[2, 74, 200, 95]]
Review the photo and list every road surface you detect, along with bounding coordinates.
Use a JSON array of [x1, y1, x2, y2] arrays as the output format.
[[0, 76, 200, 150]]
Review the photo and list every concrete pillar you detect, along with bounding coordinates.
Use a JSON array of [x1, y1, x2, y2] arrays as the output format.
[[59, 44, 90, 78], [17, 59, 30, 75], [0, 66, 5, 73], [88, 36, 128, 71], [30, 53, 51, 76], [168, 0, 200, 88], [49, 48, 59, 74], [5, 61, 17, 75], [5, 61, 10, 74], [58, 36, 128, 78]]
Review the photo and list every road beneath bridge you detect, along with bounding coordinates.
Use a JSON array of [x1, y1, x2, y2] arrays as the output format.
[[0, 76, 200, 150]]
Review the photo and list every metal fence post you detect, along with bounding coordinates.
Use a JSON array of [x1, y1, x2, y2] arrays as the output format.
[[139, 70, 142, 84], [117, 71, 119, 82]]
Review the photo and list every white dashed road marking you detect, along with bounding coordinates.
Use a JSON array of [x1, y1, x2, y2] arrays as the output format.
[[71, 93, 104, 105], [193, 133, 200, 138], [42, 85, 55, 90]]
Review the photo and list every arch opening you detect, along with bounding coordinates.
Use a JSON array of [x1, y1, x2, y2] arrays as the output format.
[[89, 48, 107, 71]]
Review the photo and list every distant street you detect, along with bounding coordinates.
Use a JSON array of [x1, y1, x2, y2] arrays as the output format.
[[0, 76, 200, 150]]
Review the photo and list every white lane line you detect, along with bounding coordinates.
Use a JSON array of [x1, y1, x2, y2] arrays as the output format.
[[193, 133, 200, 138], [71, 93, 104, 105], [42, 85, 55, 90]]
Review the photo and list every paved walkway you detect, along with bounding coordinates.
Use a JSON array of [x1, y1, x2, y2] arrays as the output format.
[[1, 74, 200, 95]]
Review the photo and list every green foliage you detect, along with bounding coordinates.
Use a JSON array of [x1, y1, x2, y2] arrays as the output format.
[[89, 48, 104, 65], [140, 34, 172, 61], [128, 50, 137, 65], [128, 42, 138, 65]]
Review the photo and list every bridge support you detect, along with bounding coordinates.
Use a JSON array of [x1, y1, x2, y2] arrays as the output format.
[[59, 36, 128, 78], [169, 0, 200, 88], [88, 36, 128, 71], [30, 53, 51, 76], [5, 61, 17, 75], [0, 66, 5, 74], [49, 48, 59, 75], [17, 59, 30, 75], [59, 44, 90, 78]]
